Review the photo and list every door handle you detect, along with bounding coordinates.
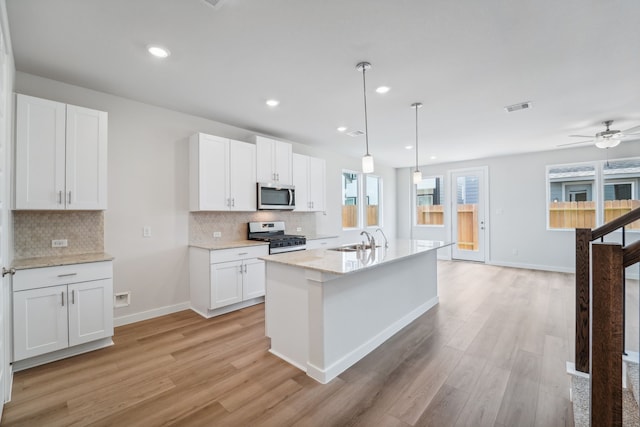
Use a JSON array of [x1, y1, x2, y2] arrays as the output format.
[[58, 191, 63, 205], [1, 267, 15, 277], [68, 191, 72, 205], [61, 291, 65, 307], [57, 273, 77, 277], [243, 264, 247, 273]]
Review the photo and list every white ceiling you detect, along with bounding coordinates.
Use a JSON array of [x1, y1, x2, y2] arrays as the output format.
[[6, 0, 640, 168]]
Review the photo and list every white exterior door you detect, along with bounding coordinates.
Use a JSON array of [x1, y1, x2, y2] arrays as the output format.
[[68, 279, 114, 347], [15, 94, 66, 210], [210, 261, 243, 309], [13, 285, 69, 361], [451, 168, 487, 262], [65, 105, 108, 210], [242, 258, 265, 300], [229, 140, 256, 211]]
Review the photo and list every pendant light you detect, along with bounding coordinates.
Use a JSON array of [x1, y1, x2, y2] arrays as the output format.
[[357, 62, 374, 173], [412, 102, 423, 184]]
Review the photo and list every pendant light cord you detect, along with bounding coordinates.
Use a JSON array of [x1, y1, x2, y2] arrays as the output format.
[[362, 67, 370, 156], [415, 104, 419, 171]]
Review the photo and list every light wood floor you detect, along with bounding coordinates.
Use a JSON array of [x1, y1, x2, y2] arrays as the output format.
[[1, 261, 590, 426]]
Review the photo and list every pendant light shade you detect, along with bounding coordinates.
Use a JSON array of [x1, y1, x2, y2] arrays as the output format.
[[412, 102, 423, 184], [357, 62, 374, 173]]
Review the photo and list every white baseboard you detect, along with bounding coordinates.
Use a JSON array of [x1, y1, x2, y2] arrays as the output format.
[[307, 296, 440, 384], [114, 301, 191, 327]]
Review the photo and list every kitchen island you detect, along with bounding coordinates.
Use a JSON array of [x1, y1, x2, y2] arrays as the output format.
[[261, 239, 451, 384]]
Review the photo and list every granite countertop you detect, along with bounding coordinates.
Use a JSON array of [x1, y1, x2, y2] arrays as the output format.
[[260, 239, 452, 275], [12, 252, 115, 270], [189, 240, 270, 251]]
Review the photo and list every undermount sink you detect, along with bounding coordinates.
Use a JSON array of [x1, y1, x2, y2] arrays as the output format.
[[329, 243, 381, 252]]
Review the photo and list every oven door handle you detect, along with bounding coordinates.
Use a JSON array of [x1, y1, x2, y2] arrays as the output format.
[[288, 189, 293, 206]]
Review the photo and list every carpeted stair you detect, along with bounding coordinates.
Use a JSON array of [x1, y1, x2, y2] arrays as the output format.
[[569, 358, 639, 427]]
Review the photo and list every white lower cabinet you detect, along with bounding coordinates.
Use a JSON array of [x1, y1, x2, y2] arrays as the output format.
[[12, 261, 113, 363], [190, 245, 268, 317]]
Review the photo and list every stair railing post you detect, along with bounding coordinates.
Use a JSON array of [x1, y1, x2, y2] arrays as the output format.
[[591, 242, 623, 427], [575, 228, 591, 373]]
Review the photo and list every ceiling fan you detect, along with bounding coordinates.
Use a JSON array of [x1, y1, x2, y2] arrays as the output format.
[[558, 120, 640, 148]]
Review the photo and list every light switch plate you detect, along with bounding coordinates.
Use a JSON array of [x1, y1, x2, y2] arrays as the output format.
[[143, 226, 151, 238]]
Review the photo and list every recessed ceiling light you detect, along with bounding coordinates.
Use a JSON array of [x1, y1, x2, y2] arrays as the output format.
[[337, 126, 347, 132], [266, 99, 280, 107], [147, 45, 170, 58], [376, 86, 390, 94], [405, 145, 413, 150], [430, 155, 437, 160]]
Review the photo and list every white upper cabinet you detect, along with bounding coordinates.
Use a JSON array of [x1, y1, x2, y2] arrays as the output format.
[[255, 136, 292, 185], [189, 133, 256, 211], [15, 94, 108, 210], [293, 153, 326, 212]]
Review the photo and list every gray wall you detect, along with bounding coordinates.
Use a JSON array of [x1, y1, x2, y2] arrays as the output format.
[[397, 141, 640, 273]]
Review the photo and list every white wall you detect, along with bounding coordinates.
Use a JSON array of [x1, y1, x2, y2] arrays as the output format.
[[397, 141, 640, 273], [14, 72, 396, 323]]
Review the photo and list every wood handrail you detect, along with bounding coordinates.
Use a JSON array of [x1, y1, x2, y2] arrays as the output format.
[[623, 239, 640, 268], [592, 206, 640, 240]]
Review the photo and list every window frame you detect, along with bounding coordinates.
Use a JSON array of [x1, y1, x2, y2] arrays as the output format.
[[546, 157, 640, 232], [364, 174, 383, 229], [341, 170, 384, 231], [413, 174, 445, 228]]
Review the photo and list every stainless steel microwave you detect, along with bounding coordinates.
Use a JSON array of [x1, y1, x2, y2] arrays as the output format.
[[257, 182, 295, 210]]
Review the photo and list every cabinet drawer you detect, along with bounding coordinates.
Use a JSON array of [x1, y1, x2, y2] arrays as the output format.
[[13, 261, 113, 292], [210, 245, 268, 264]]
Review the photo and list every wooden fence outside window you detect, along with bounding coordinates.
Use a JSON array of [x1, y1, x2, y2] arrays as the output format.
[[549, 199, 640, 229]]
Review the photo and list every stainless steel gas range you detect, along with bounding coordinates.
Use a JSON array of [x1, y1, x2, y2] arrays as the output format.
[[248, 221, 306, 254]]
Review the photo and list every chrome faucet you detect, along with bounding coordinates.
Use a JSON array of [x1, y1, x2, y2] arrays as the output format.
[[375, 228, 389, 248], [360, 230, 376, 249]]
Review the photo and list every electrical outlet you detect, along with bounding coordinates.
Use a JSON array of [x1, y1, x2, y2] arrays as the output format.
[[51, 239, 68, 248], [213, 231, 222, 238], [296, 227, 302, 232], [143, 226, 151, 238]]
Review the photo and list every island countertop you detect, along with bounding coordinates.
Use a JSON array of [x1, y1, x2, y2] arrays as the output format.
[[260, 239, 451, 275]]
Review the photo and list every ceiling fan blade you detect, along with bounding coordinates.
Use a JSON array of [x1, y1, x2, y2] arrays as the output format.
[[622, 125, 640, 134], [569, 134, 594, 138], [557, 140, 593, 147]]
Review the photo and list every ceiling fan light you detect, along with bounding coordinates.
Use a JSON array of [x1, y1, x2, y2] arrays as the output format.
[[595, 139, 621, 149], [362, 154, 374, 173]]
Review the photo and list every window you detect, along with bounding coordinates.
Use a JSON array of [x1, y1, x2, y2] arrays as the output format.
[[365, 175, 381, 227], [547, 158, 640, 230], [548, 164, 596, 229], [415, 176, 443, 226], [342, 170, 383, 229], [603, 158, 640, 229], [342, 171, 360, 228]]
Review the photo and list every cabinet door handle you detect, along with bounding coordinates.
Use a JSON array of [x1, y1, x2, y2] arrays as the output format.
[[276, 173, 280, 181], [61, 291, 65, 307], [71, 290, 75, 304], [68, 191, 72, 205], [58, 191, 63, 205], [243, 264, 247, 273], [57, 273, 77, 277], [231, 198, 235, 207], [237, 252, 248, 256], [238, 265, 243, 274]]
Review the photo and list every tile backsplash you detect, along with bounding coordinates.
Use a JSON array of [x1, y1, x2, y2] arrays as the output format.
[[14, 211, 104, 258], [190, 211, 316, 244]]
